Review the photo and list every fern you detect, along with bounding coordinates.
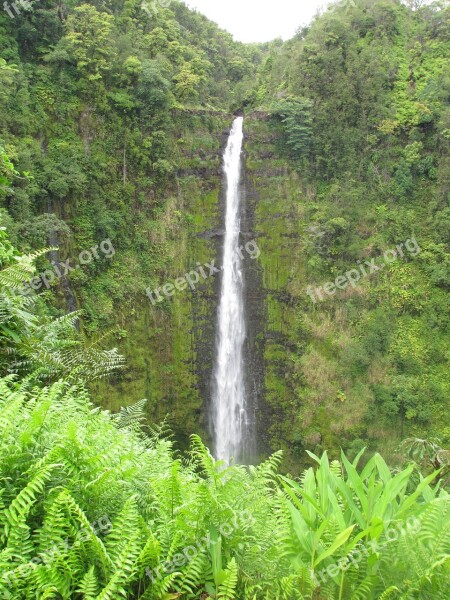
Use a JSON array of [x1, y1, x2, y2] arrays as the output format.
[[96, 533, 141, 600], [349, 575, 375, 600], [105, 496, 141, 565], [77, 565, 99, 598], [0, 235, 124, 383], [0, 374, 447, 599], [217, 557, 238, 599], [174, 549, 207, 596], [1, 465, 56, 545], [112, 399, 148, 432], [139, 571, 180, 599]]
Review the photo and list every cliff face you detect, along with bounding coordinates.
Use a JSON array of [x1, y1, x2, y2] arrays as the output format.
[[91, 115, 287, 463], [91, 114, 231, 450], [243, 117, 305, 469], [90, 118, 269, 453], [91, 113, 307, 468], [86, 104, 450, 473], [0, 0, 266, 451]]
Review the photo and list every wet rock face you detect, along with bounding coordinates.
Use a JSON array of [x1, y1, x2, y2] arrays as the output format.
[[92, 114, 292, 465], [240, 116, 306, 470], [239, 153, 268, 463], [92, 114, 232, 450], [138, 115, 275, 462], [195, 132, 267, 464], [191, 196, 222, 450]]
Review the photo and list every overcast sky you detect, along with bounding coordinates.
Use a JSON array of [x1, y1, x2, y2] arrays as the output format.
[[183, 0, 333, 43]]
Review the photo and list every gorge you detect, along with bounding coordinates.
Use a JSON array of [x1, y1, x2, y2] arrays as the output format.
[[0, 0, 449, 597], [1, 0, 448, 472]]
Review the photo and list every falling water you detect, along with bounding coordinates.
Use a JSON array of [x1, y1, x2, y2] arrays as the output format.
[[212, 116, 247, 463]]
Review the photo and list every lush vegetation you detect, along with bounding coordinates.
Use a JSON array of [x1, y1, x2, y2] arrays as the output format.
[[0, 0, 261, 329], [1, 205, 449, 598], [3, 0, 446, 463], [0, 377, 450, 600], [0, 373, 448, 598], [0, 0, 262, 427], [0, 1, 449, 597], [241, 0, 450, 468], [1, 224, 446, 598]]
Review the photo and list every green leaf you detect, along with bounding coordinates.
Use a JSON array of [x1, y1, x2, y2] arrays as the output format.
[[314, 525, 355, 567]]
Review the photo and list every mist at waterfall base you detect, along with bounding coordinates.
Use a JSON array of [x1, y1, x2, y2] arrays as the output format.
[[211, 117, 252, 464]]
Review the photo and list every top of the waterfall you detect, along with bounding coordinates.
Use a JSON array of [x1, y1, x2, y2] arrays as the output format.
[[231, 115, 244, 130]]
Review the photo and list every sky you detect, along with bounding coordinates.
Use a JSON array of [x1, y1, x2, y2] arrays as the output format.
[[183, 0, 333, 43]]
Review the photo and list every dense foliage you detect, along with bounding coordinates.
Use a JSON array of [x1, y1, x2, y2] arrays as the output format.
[[0, 375, 448, 598], [241, 0, 450, 467], [0, 0, 449, 462], [0, 209, 124, 383], [0, 0, 262, 329], [0, 1, 449, 598], [0, 227, 448, 599], [0, 0, 264, 436]]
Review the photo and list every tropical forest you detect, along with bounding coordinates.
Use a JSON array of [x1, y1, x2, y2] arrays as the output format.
[[0, 0, 449, 597]]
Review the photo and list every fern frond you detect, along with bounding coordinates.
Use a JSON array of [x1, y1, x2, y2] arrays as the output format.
[[76, 565, 99, 598], [96, 533, 141, 600], [378, 586, 400, 599], [112, 399, 148, 432], [105, 496, 141, 565], [1, 465, 57, 545], [217, 557, 238, 599], [174, 548, 207, 595]]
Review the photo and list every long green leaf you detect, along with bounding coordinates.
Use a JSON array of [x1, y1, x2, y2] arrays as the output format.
[[314, 525, 355, 567]]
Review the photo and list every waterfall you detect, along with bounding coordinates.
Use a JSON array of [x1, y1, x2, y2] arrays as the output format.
[[212, 116, 248, 463]]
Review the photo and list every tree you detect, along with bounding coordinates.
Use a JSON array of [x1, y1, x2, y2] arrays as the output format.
[[271, 97, 313, 161], [63, 4, 116, 82], [173, 64, 204, 103]]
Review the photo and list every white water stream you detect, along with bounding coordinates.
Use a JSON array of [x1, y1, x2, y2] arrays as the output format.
[[212, 117, 247, 462]]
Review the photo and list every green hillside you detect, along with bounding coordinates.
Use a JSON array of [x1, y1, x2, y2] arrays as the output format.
[[0, 0, 449, 597]]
